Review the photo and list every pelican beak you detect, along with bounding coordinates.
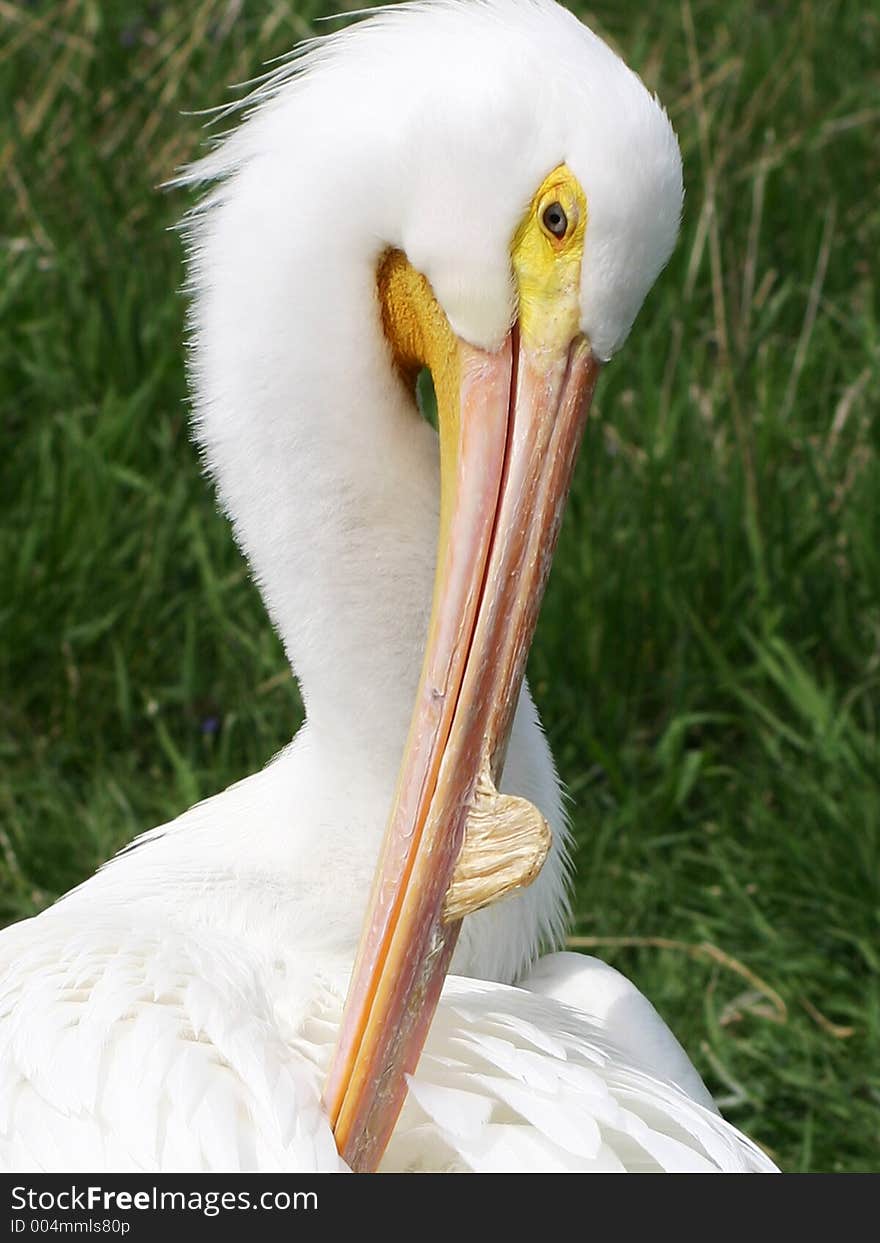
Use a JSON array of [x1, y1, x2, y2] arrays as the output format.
[[324, 167, 600, 1171]]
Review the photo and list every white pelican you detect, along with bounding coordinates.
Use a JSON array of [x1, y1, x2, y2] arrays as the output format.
[[0, 0, 776, 1173]]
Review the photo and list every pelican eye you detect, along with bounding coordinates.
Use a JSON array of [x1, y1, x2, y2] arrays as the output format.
[[542, 201, 568, 239]]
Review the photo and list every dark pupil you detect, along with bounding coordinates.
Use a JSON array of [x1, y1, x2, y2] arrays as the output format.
[[543, 202, 567, 237]]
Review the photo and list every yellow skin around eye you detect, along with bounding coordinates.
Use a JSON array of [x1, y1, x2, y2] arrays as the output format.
[[378, 164, 588, 547], [511, 163, 588, 364], [378, 162, 588, 406]]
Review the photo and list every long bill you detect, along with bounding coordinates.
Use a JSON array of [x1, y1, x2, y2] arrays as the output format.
[[323, 244, 600, 1172]]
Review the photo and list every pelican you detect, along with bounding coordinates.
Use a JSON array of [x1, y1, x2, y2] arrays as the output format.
[[0, 0, 776, 1173]]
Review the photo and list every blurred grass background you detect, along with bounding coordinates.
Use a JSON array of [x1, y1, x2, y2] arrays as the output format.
[[1, 0, 878, 1171]]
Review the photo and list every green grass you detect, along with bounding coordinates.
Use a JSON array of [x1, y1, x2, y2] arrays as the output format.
[[2, 0, 878, 1172]]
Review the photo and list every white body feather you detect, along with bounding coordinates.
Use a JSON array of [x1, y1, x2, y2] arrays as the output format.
[[0, 893, 773, 1172], [0, 0, 775, 1172]]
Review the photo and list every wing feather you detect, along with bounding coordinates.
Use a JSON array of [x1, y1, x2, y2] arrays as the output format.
[[0, 917, 774, 1174], [380, 976, 777, 1173], [0, 914, 345, 1173]]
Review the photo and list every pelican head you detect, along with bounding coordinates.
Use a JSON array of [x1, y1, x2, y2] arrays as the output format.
[[182, 0, 682, 1173]]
